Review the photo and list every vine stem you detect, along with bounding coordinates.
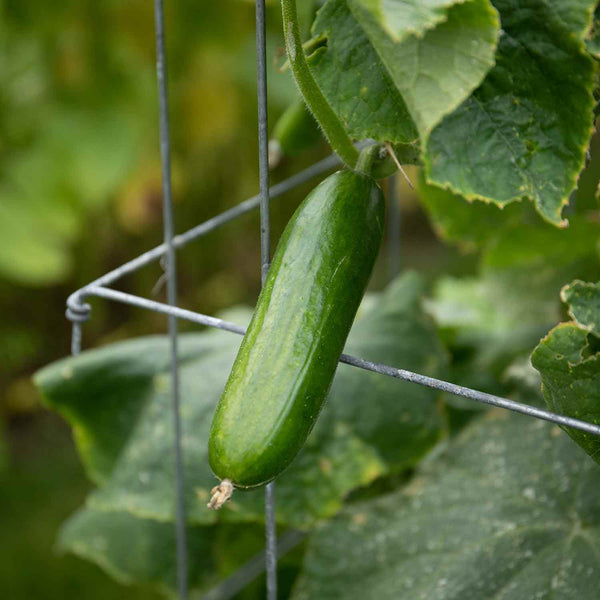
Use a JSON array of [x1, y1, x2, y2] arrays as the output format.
[[281, 0, 359, 168]]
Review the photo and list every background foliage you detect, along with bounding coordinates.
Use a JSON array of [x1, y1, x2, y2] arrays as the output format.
[[2, 0, 600, 598]]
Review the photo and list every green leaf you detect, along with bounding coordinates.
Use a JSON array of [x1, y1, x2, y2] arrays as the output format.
[[35, 313, 384, 529], [425, 217, 600, 341], [309, 0, 499, 143], [319, 272, 448, 470], [350, 0, 500, 139], [418, 175, 527, 251], [561, 280, 600, 335], [427, 272, 562, 376], [58, 507, 267, 597], [309, 0, 418, 144], [34, 274, 446, 528], [293, 413, 600, 600], [426, 0, 597, 225], [482, 219, 600, 272], [585, 3, 600, 57], [532, 279, 600, 465], [58, 508, 217, 596], [425, 216, 599, 421], [425, 274, 550, 423], [0, 195, 72, 285], [354, 0, 466, 40], [480, 218, 600, 331]]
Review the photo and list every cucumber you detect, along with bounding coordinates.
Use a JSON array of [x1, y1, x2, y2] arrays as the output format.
[[208, 170, 384, 505]]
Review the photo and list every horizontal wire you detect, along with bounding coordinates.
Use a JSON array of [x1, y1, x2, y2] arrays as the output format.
[[67, 152, 343, 307], [82, 285, 600, 439], [88, 286, 246, 334]]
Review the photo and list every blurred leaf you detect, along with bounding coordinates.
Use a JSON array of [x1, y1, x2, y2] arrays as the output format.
[[293, 412, 600, 599], [418, 176, 527, 252], [58, 507, 269, 598], [0, 194, 73, 285], [47, 108, 138, 208], [58, 508, 217, 596], [0, 105, 138, 285], [426, 0, 597, 225], [480, 219, 600, 331], [532, 280, 600, 465], [427, 275, 557, 378], [426, 214, 600, 377], [227, 33, 298, 109], [482, 219, 600, 272]]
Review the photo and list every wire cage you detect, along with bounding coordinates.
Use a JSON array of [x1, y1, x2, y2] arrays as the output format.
[[62, 1, 600, 599]]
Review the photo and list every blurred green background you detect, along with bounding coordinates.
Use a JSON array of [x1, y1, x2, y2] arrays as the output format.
[[0, 1, 455, 598], [5, 1, 599, 598]]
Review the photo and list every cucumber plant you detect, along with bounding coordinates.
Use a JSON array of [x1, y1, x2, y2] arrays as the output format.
[[31, 0, 600, 598]]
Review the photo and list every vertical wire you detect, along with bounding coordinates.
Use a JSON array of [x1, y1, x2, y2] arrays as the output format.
[[71, 323, 82, 356], [256, 0, 271, 285], [265, 483, 277, 600], [153, 1, 188, 598], [387, 174, 401, 280], [255, 1, 277, 599]]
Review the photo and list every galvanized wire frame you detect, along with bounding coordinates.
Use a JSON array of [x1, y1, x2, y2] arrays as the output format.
[[62, 2, 600, 600]]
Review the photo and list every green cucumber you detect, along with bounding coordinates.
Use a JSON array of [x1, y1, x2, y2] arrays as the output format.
[[207, 170, 384, 506]]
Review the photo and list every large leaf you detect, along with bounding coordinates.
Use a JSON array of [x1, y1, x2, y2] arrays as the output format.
[[309, 0, 499, 143], [58, 508, 218, 596], [532, 279, 600, 465], [317, 272, 448, 469], [35, 315, 381, 529], [57, 507, 269, 598], [293, 412, 600, 599], [426, 0, 597, 225], [34, 274, 446, 529], [417, 174, 527, 251]]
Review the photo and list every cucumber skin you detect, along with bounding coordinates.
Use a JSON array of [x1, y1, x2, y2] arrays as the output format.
[[208, 171, 385, 489]]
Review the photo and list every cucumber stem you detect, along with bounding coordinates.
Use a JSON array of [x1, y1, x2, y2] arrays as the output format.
[[207, 479, 234, 510], [281, 0, 359, 168], [355, 143, 386, 178]]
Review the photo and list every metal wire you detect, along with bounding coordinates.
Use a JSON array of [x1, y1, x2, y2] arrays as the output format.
[[195, 530, 305, 600], [75, 285, 600, 439], [70, 324, 83, 356], [387, 174, 401, 279], [65, 152, 341, 321], [254, 1, 278, 597], [153, 0, 188, 596]]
